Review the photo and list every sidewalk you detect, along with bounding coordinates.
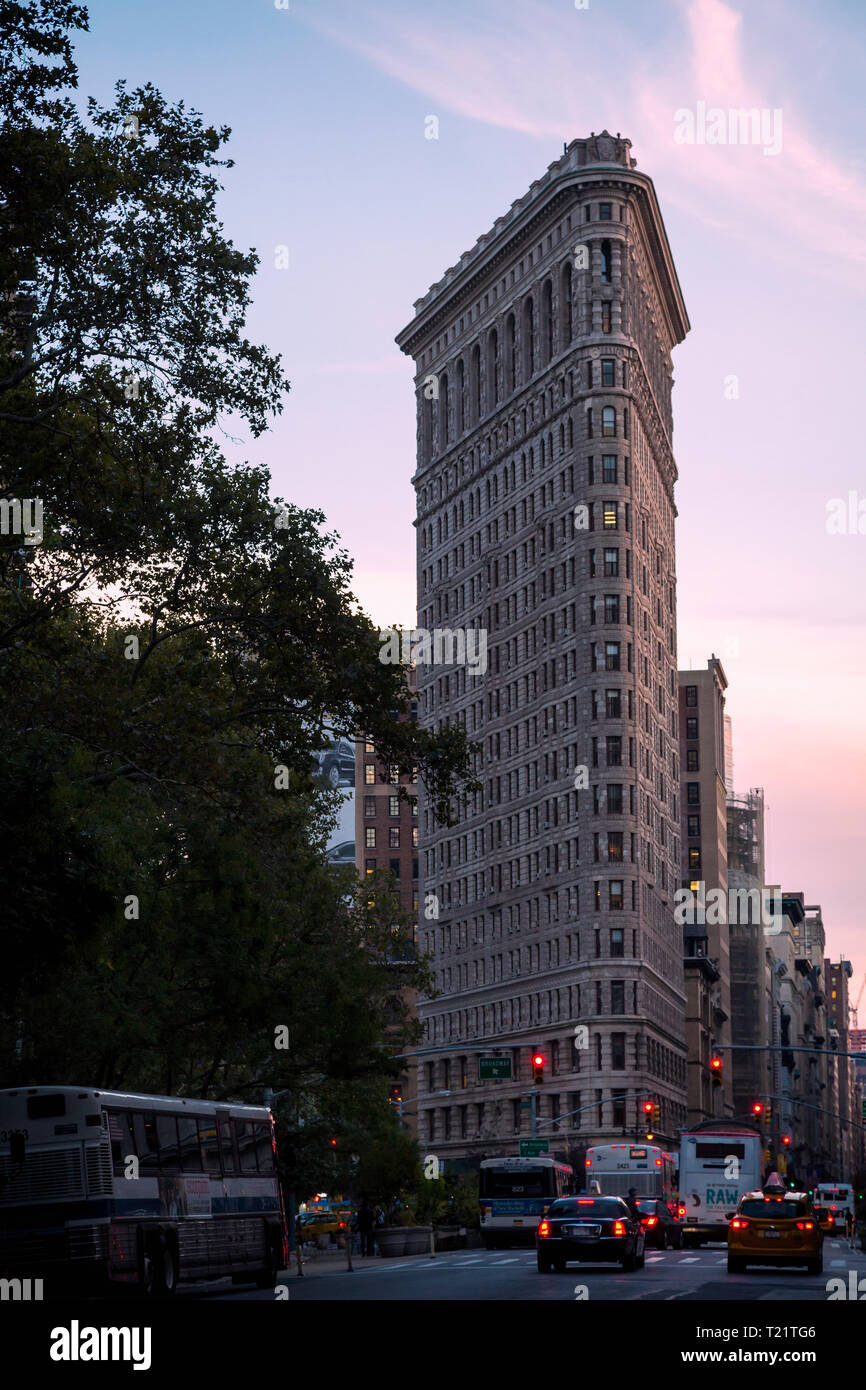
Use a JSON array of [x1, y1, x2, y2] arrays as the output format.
[[281, 1248, 435, 1279]]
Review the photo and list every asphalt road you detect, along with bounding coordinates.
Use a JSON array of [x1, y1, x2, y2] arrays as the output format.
[[177, 1239, 866, 1302]]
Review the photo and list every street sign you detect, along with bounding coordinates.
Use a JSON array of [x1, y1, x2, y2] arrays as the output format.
[[519, 1140, 550, 1156], [479, 1057, 512, 1080]]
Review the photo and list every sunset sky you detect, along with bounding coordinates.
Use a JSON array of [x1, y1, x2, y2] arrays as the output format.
[[76, 0, 866, 985]]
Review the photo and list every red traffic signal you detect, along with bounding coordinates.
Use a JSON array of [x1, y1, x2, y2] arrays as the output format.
[[781, 1135, 791, 1147], [330, 1138, 337, 1147], [710, 1057, 722, 1070], [643, 1101, 654, 1115], [751, 1102, 764, 1118], [532, 1053, 545, 1084]]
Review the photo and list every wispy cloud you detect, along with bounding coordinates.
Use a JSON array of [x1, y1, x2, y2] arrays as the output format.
[[304, 0, 866, 287]]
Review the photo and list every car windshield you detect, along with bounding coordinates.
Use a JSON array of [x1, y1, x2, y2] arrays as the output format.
[[550, 1199, 625, 1217], [739, 1200, 807, 1219]]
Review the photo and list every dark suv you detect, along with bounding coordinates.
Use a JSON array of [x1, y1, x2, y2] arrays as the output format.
[[536, 1197, 646, 1272], [634, 1197, 683, 1249]]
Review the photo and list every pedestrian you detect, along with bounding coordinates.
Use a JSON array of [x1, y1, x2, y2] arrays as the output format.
[[356, 1197, 375, 1257], [625, 1187, 641, 1223]]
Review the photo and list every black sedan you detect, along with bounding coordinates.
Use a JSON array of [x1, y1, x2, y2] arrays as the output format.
[[536, 1197, 646, 1272], [634, 1197, 682, 1249]]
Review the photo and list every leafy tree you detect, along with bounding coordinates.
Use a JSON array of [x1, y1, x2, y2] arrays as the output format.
[[0, 0, 474, 1180]]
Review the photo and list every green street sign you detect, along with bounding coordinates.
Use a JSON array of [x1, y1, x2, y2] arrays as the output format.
[[478, 1057, 512, 1080], [519, 1140, 550, 1157]]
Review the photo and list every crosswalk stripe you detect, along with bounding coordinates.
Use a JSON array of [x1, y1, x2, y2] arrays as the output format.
[[679, 1257, 699, 1263]]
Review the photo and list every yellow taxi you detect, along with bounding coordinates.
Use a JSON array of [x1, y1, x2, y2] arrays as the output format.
[[813, 1205, 837, 1237], [727, 1182, 822, 1275]]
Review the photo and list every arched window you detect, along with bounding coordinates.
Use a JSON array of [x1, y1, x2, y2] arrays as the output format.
[[542, 279, 553, 364], [602, 406, 616, 437], [471, 343, 481, 422], [560, 261, 573, 347], [487, 327, 499, 408], [505, 313, 516, 394], [456, 359, 465, 435], [601, 240, 612, 284], [522, 297, 534, 381], [439, 373, 449, 451]]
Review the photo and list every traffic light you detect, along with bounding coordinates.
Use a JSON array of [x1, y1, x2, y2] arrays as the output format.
[[532, 1052, 545, 1084], [330, 1138, 337, 1148], [643, 1101, 654, 1116], [765, 1104, 773, 1123], [652, 1102, 660, 1124], [781, 1135, 790, 1148], [751, 1101, 764, 1119], [710, 1057, 723, 1084]]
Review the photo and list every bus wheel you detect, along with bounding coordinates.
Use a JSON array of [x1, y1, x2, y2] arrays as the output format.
[[254, 1263, 278, 1289]]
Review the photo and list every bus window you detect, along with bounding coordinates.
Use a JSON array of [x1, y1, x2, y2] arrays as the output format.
[[218, 1116, 235, 1175], [253, 1123, 273, 1173], [236, 1120, 258, 1173], [156, 1115, 180, 1170], [108, 1111, 137, 1175], [199, 1119, 222, 1176], [178, 1115, 204, 1172], [133, 1113, 160, 1172]]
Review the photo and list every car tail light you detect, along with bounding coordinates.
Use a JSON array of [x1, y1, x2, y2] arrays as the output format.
[[730, 1218, 749, 1230], [796, 1221, 814, 1231], [612, 1220, 626, 1236], [538, 1221, 550, 1238], [641, 1216, 658, 1226], [677, 1205, 686, 1218]]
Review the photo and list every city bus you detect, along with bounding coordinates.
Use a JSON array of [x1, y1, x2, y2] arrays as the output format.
[[678, 1121, 763, 1248], [0, 1085, 287, 1296], [584, 1144, 677, 1203], [815, 1183, 854, 1234], [479, 1156, 575, 1248]]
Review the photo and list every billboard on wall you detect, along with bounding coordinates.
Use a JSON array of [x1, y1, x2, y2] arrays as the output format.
[[312, 733, 355, 865]]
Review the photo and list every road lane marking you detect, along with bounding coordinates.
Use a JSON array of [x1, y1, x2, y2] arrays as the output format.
[[679, 1257, 699, 1263], [493, 1258, 519, 1264]]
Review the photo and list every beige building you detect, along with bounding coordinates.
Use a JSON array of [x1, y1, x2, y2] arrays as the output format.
[[678, 657, 733, 1121], [396, 132, 690, 1160]]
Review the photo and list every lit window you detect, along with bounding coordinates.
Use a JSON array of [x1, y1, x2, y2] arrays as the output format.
[[365, 858, 376, 877], [412, 827, 419, 848], [365, 828, 376, 849], [603, 501, 618, 528], [389, 827, 400, 849], [364, 764, 376, 785], [389, 795, 400, 817]]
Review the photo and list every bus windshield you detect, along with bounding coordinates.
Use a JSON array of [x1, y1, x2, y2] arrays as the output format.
[[479, 1167, 550, 1198]]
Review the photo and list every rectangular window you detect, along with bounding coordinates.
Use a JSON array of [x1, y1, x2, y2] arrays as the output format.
[[604, 594, 619, 623], [199, 1118, 222, 1176], [686, 716, 698, 740], [686, 782, 700, 805], [610, 927, 624, 957], [365, 857, 376, 876], [605, 642, 620, 671], [602, 501, 618, 529], [236, 1120, 258, 1173], [605, 689, 621, 719], [600, 203, 612, 220], [389, 827, 400, 849], [611, 1034, 626, 1070], [109, 1111, 137, 1175], [132, 1113, 160, 1172], [608, 831, 623, 861], [601, 302, 611, 333], [607, 783, 623, 814], [603, 547, 618, 577], [364, 764, 376, 785], [686, 749, 699, 772], [688, 848, 701, 875], [687, 815, 700, 838], [156, 1115, 179, 1170], [366, 827, 376, 849], [412, 827, 419, 848], [364, 796, 376, 817], [609, 880, 623, 910], [389, 794, 400, 817], [390, 857, 401, 878], [601, 360, 615, 387], [602, 453, 616, 483], [178, 1115, 204, 1173], [606, 736, 622, 766], [685, 685, 698, 707], [611, 980, 625, 1014]]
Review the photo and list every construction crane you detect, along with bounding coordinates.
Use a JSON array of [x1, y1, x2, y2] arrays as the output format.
[[851, 974, 866, 1029]]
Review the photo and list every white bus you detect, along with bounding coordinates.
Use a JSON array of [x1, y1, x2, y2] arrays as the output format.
[[678, 1122, 763, 1248], [584, 1144, 677, 1203], [815, 1183, 854, 1232], [0, 1085, 287, 1296], [479, 1156, 575, 1248]]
